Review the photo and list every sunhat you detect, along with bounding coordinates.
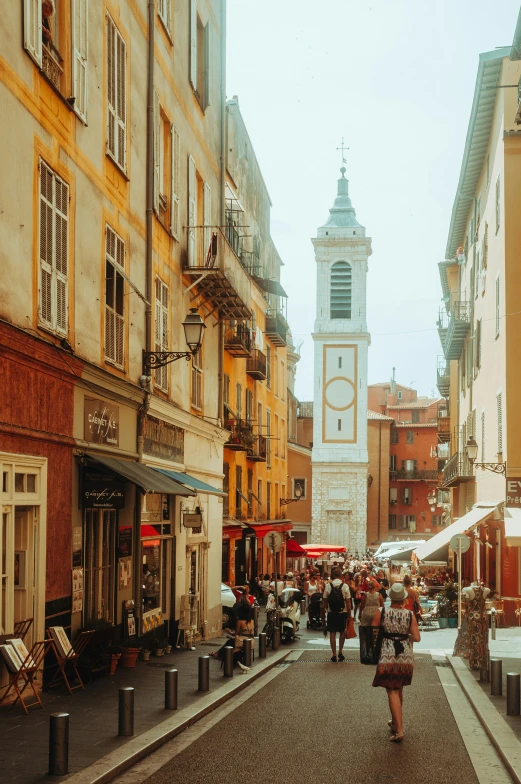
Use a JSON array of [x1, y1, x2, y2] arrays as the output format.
[[389, 583, 407, 602]]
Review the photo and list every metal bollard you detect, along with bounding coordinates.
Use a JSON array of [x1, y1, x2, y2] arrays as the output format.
[[490, 658, 503, 696], [243, 638, 253, 667], [198, 655, 210, 692], [301, 599, 306, 616], [259, 632, 267, 659], [272, 626, 280, 651], [254, 605, 259, 637], [118, 687, 134, 737], [48, 712, 69, 776], [165, 668, 178, 710], [507, 673, 521, 716], [223, 646, 234, 677], [491, 608, 497, 640]]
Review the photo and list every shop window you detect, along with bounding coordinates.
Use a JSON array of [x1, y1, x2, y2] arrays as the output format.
[[142, 540, 167, 615], [14, 473, 37, 493], [83, 509, 116, 623], [2, 472, 8, 493]]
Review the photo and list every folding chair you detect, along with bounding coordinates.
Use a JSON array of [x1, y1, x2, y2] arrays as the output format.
[[0, 639, 53, 714], [13, 618, 34, 642], [46, 628, 95, 695]]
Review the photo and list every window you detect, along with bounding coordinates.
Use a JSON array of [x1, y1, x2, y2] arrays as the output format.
[[273, 353, 278, 396], [496, 175, 501, 233], [84, 510, 115, 623], [106, 14, 126, 171], [412, 410, 420, 424], [338, 356, 342, 369], [338, 418, 342, 431], [223, 463, 229, 517], [390, 455, 397, 472], [189, 0, 210, 111], [266, 482, 272, 521], [266, 410, 271, 468], [72, 0, 88, 121], [257, 480, 263, 518], [236, 383, 242, 419], [483, 223, 488, 268], [294, 478, 306, 499], [38, 160, 69, 336], [481, 411, 485, 462], [432, 515, 444, 527], [191, 349, 203, 409], [397, 390, 403, 400], [14, 473, 37, 493], [154, 93, 172, 227], [235, 465, 243, 519], [274, 414, 279, 456], [390, 429, 398, 445], [389, 515, 397, 530], [495, 276, 500, 338], [330, 261, 351, 319], [406, 430, 414, 444], [474, 319, 482, 372], [154, 278, 169, 392], [486, 154, 490, 188], [158, 0, 172, 36], [245, 389, 253, 425], [497, 392, 503, 455], [281, 419, 286, 458], [461, 347, 466, 393], [389, 488, 397, 504], [171, 127, 181, 239], [266, 345, 272, 388], [281, 361, 285, 401], [104, 226, 125, 368], [406, 515, 416, 531], [402, 487, 412, 505], [223, 374, 230, 414], [398, 515, 408, 530]]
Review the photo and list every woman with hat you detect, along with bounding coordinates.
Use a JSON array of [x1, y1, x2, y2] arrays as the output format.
[[372, 582, 421, 742]]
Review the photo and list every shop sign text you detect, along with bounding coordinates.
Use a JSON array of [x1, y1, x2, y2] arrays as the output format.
[[84, 398, 119, 446]]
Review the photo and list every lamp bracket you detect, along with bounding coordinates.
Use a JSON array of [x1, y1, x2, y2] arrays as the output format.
[[280, 497, 301, 507], [471, 462, 506, 475], [143, 350, 192, 372]]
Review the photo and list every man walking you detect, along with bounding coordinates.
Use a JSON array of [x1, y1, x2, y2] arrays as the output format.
[[323, 567, 352, 662]]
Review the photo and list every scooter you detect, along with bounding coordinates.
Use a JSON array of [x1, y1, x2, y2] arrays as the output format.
[[278, 588, 302, 643]]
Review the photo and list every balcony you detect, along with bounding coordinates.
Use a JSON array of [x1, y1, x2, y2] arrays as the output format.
[[265, 309, 287, 347], [437, 411, 451, 443], [437, 357, 450, 398], [247, 435, 267, 462], [246, 349, 267, 380], [224, 322, 252, 357], [438, 302, 471, 360], [442, 452, 474, 487], [182, 230, 251, 321], [42, 43, 63, 91], [224, 419, 256, 452], [389, 470, 439, 481]]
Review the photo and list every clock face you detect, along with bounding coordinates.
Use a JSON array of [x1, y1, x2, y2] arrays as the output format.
[[324, 376, 355, 411]]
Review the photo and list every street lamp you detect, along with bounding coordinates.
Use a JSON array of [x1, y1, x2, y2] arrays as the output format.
[[427, 489, 437, 513], [465, 436, 506, 475], [143, 308, 206, 374], [280, 484, 303, 507]]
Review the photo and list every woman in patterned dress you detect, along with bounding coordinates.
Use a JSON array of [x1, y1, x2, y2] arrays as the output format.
[[372, 582, 421, 742]]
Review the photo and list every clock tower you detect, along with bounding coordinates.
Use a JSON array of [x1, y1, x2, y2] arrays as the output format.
[[311, 167, 371, 552]]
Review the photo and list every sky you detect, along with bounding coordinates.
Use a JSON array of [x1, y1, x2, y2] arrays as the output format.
[[226, 0, 520, 402]]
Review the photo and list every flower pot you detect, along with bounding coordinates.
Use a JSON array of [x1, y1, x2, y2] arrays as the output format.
[[141, 650, 151, 661], [448, 618, 458, 628], [164, 645, 172, 654], [109, 653, 121, 675], [120, 646, 140, 668], [438, 618, 448, 629], [154, 648, 165, 657]]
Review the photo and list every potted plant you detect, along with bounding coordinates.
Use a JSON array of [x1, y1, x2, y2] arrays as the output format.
[[141, 649, 151, 662], [151, 636, 165, 657], [107, 645, 121, 675], [436, 592, 449, 629], [119, 645, 141, 668], [445, 582, 459, 628], [164, 640, 172, 654]]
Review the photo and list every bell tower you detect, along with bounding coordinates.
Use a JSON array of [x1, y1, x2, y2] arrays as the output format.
[[311, 167, 371, 552]]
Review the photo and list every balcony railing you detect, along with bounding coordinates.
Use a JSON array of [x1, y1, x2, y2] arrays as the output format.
[[437, 356, 450, 398], [246, 349, 267, 380], [389, 470, 439, 481], [224, 322, 252, 357], [442, 452, 474, 487], [224, 419, 256, 452], [247, 435, 267, 462], [265, 309, 287, 347], [42, 43, 63, 90], [438, 302, 471, 361], [437, 413, 451, 443]]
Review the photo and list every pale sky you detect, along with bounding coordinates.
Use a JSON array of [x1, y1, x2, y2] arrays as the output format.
[[226, 0, 520, 402]]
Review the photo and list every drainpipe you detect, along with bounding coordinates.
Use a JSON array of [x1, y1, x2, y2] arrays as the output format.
[[217, 0, 227, 426], [378, 420, 382, 541]]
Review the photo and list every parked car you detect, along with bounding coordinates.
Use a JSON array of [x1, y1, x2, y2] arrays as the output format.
[[221, 583, 236, 629]]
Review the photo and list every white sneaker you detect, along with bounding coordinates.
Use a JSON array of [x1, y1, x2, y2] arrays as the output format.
[[237, 662, 250, 673]]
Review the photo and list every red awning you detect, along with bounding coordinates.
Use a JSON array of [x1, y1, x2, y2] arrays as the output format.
[[300, 544, 346, 553], [250, 522, 293, 539], [286, 539, 306, 555], [304, 551, 322, 558]]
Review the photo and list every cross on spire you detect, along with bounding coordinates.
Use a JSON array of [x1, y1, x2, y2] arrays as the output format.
[[336, 137, 349, 166]]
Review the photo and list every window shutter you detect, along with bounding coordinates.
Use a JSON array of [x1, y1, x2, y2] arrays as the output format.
[[153, 90, 160, 215], [39, 161, 54, 329], [497, 393, 503, 454], [188, 154, 196, 266], [106, 16, 116, 159], [189, 0, 197, 90], [203, 22, 210, 110], [38, 161, 69, 335], [54, 177, 69, 335], [116, 30, 127, 169], [72, 0, 88, 122], [171, 126, 180, 239], [481, 411, 485, 461], [483, 223, 488, 268], [105, 226, 125, 367], [24, 0, 42, 66], [106, 15, 126, 170], [154, 278, 169, 391], [203, 181, 211, 260], [495, 276, 500, 337]]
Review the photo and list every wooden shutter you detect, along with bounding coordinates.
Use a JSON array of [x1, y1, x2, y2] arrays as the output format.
[[106, 16, 116, 159], [39, 161, 54, 329], [495, 276, 500, 336], [153, 90, 160, 214], [188, 154, 196, 266], [483, 223, 488, 268], [38, 161, 69, 335], [24, 0, 42, 66], [171, 126, 180, 238], [189, 0, 197, 90], [54, 176, 69, 335], [203, 181, 211, 259], [497, 393, 503, 454], [106, 15, 126, 170], [154, 277, 169, 391], [203, 22, 210, 110], [105, 226, 125, 367], [481, 411, 485, 462], [72, 0, 88, 122]]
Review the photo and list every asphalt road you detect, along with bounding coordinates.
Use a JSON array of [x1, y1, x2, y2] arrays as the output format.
[[141, 652, 480, 784]]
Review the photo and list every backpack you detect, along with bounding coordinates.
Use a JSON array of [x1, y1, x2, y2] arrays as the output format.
[[328, 582, 346, 613]]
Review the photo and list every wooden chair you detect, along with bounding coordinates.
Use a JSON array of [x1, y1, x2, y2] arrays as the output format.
[[46, 628, 95, 695], [0, 639, 53, 714], [13, 619, 33, 642]]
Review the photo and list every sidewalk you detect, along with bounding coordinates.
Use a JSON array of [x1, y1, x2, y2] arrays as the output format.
[[0, 634, 281, 784]]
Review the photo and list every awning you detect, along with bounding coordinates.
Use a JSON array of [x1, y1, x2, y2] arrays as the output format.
[[249, 522, 292, 539], [85, 453, 194, 496], [252, 275, 288, 298], [504, 508, 521, 547], [286, 539, 306, 555], [156, 468, 226, 498], [300, 544, 346, 553], [414, 501, 500, 562]]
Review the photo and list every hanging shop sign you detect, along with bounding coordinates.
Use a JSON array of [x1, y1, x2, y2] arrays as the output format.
[[143, 415, 184, 462], [118, 526, 133, 558], [183, 513, 203, 533], [506, 478, 521, 506], [83, 472, 125, 508], [84, 398, 119, 446]]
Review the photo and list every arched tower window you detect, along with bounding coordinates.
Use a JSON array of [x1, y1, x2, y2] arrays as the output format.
[[330, 261, 352, 319]]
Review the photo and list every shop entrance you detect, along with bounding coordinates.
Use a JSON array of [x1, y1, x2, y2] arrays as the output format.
[[83, 509, 116, 624], [13, 510, 36, 648]]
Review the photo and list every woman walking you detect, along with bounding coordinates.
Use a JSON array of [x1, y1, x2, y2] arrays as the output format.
[[372, 582, 421, 742], [359, 579, 384, 663]]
